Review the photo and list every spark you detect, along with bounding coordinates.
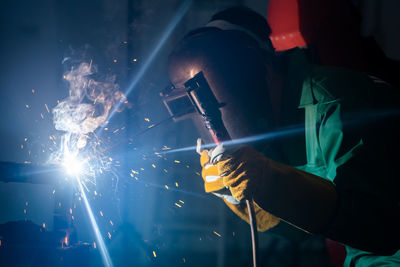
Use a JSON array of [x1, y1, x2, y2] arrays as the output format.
[[63, 235, 69, 247], [213, 231, 221, 237], [153, 251, 157, 258]]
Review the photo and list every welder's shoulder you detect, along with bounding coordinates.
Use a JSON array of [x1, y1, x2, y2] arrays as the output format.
[[310, 65, 400, 110], [309, 66, 376, 109]]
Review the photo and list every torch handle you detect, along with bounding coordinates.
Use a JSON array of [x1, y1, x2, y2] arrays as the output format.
[[211, 132, 258, 267]]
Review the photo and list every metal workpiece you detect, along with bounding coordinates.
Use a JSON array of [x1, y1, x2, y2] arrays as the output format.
[[0, 161, 63, 184]]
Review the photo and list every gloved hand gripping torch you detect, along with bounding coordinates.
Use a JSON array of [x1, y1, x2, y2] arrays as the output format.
[[163, 72, 259, 267]]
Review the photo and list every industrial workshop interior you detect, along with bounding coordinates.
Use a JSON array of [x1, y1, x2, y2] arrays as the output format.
[[0, 0, 399, 266]]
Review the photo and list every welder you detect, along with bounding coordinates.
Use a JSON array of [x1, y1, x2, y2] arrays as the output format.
[[167, 6, 400, 266]]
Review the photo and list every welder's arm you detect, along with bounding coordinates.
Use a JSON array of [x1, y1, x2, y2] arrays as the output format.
[[200, 146, 337, 233], [218, 147, 337, 234], [201, 144, 400, 255], [322, 112, 400, 256], [212, 126, 400, 256]]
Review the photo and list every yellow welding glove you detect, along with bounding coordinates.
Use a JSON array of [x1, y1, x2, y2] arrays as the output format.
[[217, 146, 272, 202], [223, 199, 280, 232], [199, 143, 280, 232], [200, 148, 225, 193]]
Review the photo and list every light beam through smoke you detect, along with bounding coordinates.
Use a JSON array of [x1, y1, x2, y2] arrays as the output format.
[[51, 61, 126, 267], [77, 174, 113, 267], [99, 0, 192, 132], [163, 125, 306, 154]]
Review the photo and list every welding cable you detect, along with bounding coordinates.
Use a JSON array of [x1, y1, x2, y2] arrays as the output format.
[[246, 199, 259, 267]]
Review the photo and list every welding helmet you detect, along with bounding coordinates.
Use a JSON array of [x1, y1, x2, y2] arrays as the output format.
[[165, 7, 276, 142]]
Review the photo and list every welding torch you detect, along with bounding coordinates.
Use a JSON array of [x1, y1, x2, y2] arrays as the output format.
[[183, 72, 259, 267]]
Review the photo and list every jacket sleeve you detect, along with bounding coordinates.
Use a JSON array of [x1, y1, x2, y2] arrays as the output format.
[[319, 74, 400, 255], [322, 110, 400, 255]]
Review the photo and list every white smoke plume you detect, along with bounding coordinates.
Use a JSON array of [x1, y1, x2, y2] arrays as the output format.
[[50, 61, 126, 171], [53, 62, 126, 149], [54, 62, 125, 134]]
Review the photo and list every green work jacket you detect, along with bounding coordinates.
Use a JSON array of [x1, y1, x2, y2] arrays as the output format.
[[276, 49, 400, 266]]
